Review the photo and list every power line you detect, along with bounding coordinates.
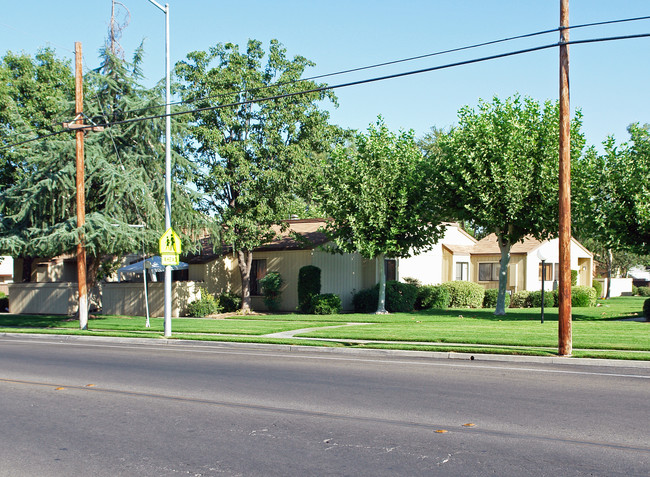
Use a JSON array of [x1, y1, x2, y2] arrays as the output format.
[[3, 31, 650, 150]]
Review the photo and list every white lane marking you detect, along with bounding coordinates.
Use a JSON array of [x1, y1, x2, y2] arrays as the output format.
[[2, 337, 649, 380]]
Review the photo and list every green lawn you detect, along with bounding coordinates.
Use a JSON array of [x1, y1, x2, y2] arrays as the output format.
[[0, 296, 647, 360]]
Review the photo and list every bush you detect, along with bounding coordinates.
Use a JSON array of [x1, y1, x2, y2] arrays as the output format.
[[632, 285, 639, 296], [571, 286, 597, 307], [310, 294, 342, 315], [353, 287, 378, 313], [440, 281, 485, 309], [260, 272, 284, 311], [510, 290, 530, 308], [643, 298, 650, 321], [218, 292, 242, 313], [186, 289, 221, 317], [0, 292, 7, 312], [482, 288, 510, 309], [352, 281, 418, 313], [592, 280, 603, 299], [298, 265, 321, 313], [385, 280, 418, 312], [402, 277, 422, 287], [416, 285, 450, 310], [637, 286, 650, 297], [527, 290, 555, 308], [571, 270, 578, 286]]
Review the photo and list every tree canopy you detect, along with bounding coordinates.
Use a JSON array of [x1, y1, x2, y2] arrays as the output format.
[[175, 39, 341, 312], [433, 95, 584, 314], [321, 118, 445, 313]]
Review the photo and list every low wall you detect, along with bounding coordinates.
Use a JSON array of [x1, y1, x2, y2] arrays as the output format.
[[102, 281, 201, 317], [594, 277, 634, 298], [8, 283, 79, 315]]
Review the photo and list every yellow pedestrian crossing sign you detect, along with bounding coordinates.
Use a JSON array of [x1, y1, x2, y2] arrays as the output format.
[[159, 228, 181, 266]]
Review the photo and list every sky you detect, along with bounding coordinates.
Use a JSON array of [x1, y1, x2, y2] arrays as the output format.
[[1, 1, 649, 149]]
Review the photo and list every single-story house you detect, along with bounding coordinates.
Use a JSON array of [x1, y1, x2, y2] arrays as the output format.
[[188, 218, 394, 312], [400, 223, 593, 292]]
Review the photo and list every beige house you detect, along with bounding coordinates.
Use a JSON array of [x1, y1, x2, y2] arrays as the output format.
[[188, 219, 390, 312], [400, 224, 593, 292]]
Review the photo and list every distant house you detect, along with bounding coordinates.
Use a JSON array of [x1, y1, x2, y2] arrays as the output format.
[[188, 219, 393, 311], [0, 256, 13, 284], [400, 224, 593, 292]]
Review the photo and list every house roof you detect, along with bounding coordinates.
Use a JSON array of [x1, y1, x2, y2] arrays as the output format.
[[471, 234, 544, 255], [442, 244, 475, 255], [187, 219, 330, 264]]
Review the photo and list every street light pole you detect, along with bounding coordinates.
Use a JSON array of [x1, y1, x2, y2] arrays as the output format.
[[146, 0, 172, 337]]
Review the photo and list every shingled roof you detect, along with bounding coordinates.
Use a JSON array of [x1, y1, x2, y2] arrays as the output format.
[[471, 234, 544, 255], [186, 219, 330, 264]]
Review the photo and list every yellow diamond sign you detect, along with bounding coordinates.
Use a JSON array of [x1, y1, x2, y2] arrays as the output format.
[[159, 228, 181, 267]]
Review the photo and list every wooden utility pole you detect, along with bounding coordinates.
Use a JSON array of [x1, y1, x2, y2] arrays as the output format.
[[558, 0, 572, 355], [64, 43, 103, 330]]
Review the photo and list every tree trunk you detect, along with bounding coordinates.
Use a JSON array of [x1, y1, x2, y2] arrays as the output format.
[[375, 254, 388, 314], [606, 248, 613, 300], [495, 235, 511, 316], [237, 249, 253, 313]]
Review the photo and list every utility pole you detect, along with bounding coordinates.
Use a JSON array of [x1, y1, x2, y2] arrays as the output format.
[[558, 0, 572, 355], [64, 42, 103, 330]]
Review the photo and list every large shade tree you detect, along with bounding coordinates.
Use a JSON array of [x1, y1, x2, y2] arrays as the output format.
[[320, 119, 445, 313], [175, 39, 340, 313], [0, 46, 202, 286], [433, 95, 584, 314]]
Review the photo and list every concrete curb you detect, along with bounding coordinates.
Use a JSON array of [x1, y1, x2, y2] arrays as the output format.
[[2, 332, 649, 369]]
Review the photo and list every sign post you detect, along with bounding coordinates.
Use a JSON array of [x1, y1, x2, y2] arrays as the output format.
[[159, 228, 181, 335]]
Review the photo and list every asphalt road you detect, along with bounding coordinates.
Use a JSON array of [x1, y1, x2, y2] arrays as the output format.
[[0, 336, 648, 476]]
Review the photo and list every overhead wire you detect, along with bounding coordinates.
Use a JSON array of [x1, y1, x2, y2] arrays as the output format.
[[2, 29, 650, 150]]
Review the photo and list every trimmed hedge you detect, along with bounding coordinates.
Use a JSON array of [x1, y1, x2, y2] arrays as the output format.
[[440, 281, 485, 309], [643, 298, 650, 321], [571, 286, 597, 307], [311, 294, 342, 315], [637, 286, 650, 297], [571, 270, 578, 286], [510, 290, 530, 308], [416, 285, 450, 310], [527, 290, 556, 308], [298, 265, 321, 313], [483, 288, 510, 309], [260, 272, 284, 311], [632, 285, 639, 296], [353, 281, 418, 313], [592, 280, 603, 299]]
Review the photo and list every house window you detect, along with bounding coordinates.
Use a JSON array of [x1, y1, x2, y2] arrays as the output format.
[[478, 262, 500, 281], [385, 259, 396, 282], [250, 259, 267, 296], [455, 262, 469, 281], [539, 263, 554, 281]]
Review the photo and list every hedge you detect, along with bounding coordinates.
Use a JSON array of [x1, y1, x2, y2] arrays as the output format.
[[510, 290, 530, 308], [571, 286, 597, 307], [416, 285, 450, 310], [482, 288, 510, 309], [592, 280, 603, 299], [353, 281, 418, 313], [310, 294, 342, 315], [440, 281, 485, 309], [186, 289, 221, 317]]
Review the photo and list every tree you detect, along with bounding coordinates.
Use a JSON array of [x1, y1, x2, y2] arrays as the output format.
[[320, 119, 445, 313], [433, 95, 584, 315], [0, 46, 202, 286], [175, 39, 340, 313]]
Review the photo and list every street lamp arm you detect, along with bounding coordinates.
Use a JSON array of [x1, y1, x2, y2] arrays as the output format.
[[146, 0, 168, 13]]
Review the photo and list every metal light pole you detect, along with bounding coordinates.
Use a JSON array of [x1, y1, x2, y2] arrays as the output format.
[[146, 0, 172, 337]]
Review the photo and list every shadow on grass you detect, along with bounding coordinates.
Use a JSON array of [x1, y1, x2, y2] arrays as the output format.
[[0, 314, 107, 328]]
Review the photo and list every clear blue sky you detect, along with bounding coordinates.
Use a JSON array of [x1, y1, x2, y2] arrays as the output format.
[[1, 1, 649, 148]]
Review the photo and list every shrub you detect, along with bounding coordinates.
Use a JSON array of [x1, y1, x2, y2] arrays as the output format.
[[353, 287, 378, 313], [510, 290, 530, 308], [483, 288, 510, 309], [186, 289, 221, 317], [298, 265, 321, 313], [385, 280, 418, 312], [571, 286, 597, 307], [440, 281, 485, 309], [637, 286, 650, 297], [218, 292, 242, 313], [632, 285, 639, 296], [402, 277, 422, 287], [311, 294, 342, 315], [571, 270, 578, 286], [352, 281, 418, 313], [592, 280, 603, 299], [0, 292, 7, 312], [527, 290, 555, 308], [416, 285, 450, 310], [643, 298, 650, 321], [260, 272, 284, 311]]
